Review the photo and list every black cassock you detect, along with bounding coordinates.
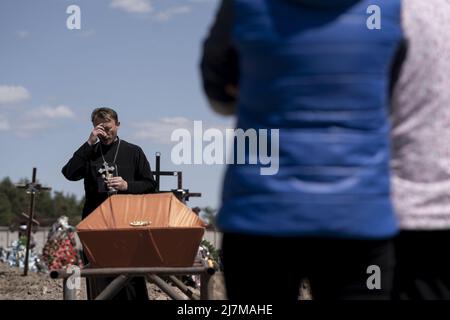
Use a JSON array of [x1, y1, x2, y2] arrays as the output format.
[[62, 137, 157, 300]]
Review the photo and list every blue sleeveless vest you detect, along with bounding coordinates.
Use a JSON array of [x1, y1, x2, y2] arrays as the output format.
[[217, 0, 403, 239]]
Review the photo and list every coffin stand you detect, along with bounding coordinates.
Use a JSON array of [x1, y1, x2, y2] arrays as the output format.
[[50, 193, 215, 300]]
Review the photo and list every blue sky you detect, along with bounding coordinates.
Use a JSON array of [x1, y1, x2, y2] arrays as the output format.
[[0, 0, 234, 211]]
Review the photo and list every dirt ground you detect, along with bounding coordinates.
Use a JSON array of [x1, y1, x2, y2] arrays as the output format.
[[0, 262, 314, 300], [0, 262, 227, 300]]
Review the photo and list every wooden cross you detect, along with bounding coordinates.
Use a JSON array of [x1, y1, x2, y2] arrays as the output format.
[[154, 152, 201, 203], [16, 167, 51, 276], [21, 212, 40, 226]]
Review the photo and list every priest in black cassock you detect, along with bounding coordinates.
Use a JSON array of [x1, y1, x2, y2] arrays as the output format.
[[62, 107, 157, 300]]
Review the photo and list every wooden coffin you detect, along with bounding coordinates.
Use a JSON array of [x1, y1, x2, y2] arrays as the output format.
[[76, 193, 206, 268]]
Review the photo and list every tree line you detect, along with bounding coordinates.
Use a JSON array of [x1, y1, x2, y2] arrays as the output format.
[[0, 177, 83, 227]]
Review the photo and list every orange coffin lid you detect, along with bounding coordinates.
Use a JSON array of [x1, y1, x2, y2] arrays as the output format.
[[76, 193, 206, 268]]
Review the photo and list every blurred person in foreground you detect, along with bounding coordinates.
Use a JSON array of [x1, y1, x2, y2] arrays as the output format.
[[391, 0, 450, 300], [201, 0, 406, 300]]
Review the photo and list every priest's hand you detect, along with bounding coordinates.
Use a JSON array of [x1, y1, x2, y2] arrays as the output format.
[[88, 124, 107, 145], [107, 177, 128, 191]]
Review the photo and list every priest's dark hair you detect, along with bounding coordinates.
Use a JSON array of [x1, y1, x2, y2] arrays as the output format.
[[91, 107, 119, 124]]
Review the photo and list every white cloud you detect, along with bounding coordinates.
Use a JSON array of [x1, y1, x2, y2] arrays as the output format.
[[30, 105, 75, 119], [16, 30, 30, 38], [154, 5, 191, 22], [15, 121, 52, 138], [0, 85, 30, 105], [109, 1, 194, 21], [17, 122, 51, 132], [110, 0, 153, 13], [0, 115, 10, 131], [132, 117, 230, 145], [188, 0, 216, 3], [133, 117, 191, 144], [14, 105, 75, 138]]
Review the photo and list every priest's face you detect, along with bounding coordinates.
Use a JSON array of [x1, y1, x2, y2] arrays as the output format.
[[93, 116, 120, 145]]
